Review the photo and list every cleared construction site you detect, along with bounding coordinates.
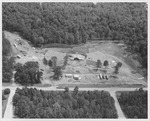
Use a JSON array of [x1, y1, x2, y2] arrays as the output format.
[[4, 31, 147, 88]]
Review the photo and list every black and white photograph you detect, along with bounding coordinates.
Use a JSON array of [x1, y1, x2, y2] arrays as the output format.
[[1, 0, 148, 119]]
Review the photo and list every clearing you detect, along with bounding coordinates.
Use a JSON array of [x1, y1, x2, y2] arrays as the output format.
[[4, 31, 147, 88]]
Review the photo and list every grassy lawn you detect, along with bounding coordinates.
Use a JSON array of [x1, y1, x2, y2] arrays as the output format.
[[2, 90, 10, 118]]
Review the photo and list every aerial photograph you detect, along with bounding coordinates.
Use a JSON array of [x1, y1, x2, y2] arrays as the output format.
[[2, 2, 148, 119]]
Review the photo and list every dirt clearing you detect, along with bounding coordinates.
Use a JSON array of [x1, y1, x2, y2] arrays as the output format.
[[4, 31, 147, 88]]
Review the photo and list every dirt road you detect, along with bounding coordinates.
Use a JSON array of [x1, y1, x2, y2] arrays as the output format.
[[3, 89, 16, 119]]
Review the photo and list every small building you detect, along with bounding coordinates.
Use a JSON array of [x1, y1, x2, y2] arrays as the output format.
[[13, 43, 17, 48], [73, 74, 81, 80], [16, 54, 21, 59], [98, 74, 102, 80], [67, 49, 87, 61], [16, 38, 20, 41], [69, 54, 85, 61], [98, 74, 109, 80]]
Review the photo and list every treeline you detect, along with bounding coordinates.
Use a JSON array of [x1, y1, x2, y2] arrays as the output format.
[[14, 61, 43, 86], [13, 87, 118, 118], [2, 3, 147, 68], [2, 32, 14, 82], [117, 88, 147, 118]]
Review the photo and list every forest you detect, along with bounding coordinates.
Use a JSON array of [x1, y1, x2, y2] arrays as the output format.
[[2, 3, 147, 68], [2, 32, 15, 83], [14, 61, 43, 86], [117, 88, 147, 118], [13, 87, 118, 118]]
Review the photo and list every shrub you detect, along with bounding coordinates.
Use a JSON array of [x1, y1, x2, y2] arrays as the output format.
[[4, 88, 10, 95]]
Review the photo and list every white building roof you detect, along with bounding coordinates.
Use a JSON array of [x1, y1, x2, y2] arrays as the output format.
[[73, 74, 79, 78]]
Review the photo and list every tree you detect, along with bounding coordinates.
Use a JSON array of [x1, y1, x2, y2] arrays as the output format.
[[14, 61, 42, 85], [43, 57, 47, 65], [14, 97, 31, 118], [2, 57, 14, 82], [4, 88, 10, 95], [74, 30, 80, 44], [64, 87, 69, 93], [53, 66, 62, 80], [63, 55, 69, 68], [2, 31, 14, 82], [114, 62, 122, 74], [103, 60, 109, 68], [13, 93, 20, 106], [12, 87, 118, 118], [117, 62, 122, 68], [73, 86, 79, 95], [114, 65, 119, 74], [48, 60, 53, 67], [2, 3, 147, 69], [103, 60, 109, 72], [15, 63, 23, 72], [96, 59, 102, 69], [2, 32, 12, 56], [51, 56, 57, 68]]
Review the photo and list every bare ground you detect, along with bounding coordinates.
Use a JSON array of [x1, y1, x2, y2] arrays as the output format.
[[4, 31, 147, 87]]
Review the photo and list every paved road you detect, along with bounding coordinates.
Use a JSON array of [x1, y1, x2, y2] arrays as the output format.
[[3, 86, 147, 119]]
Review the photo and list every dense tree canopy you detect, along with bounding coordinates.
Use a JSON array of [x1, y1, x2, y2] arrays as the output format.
[[2, 32, 14, 82], [2, 32, 12, 56], [52, 66, 62, 80], [117, 89, 147, 118], [14, 61, 43, 86], [43, 57, 48, 65], [2, 3, 147, 68], [13, 87, 118, 118]]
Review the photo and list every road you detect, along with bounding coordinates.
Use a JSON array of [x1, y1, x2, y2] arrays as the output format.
[[3, 88, 15, 119], [3, 85, 147, 119], [110, 91, 125, 119]]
